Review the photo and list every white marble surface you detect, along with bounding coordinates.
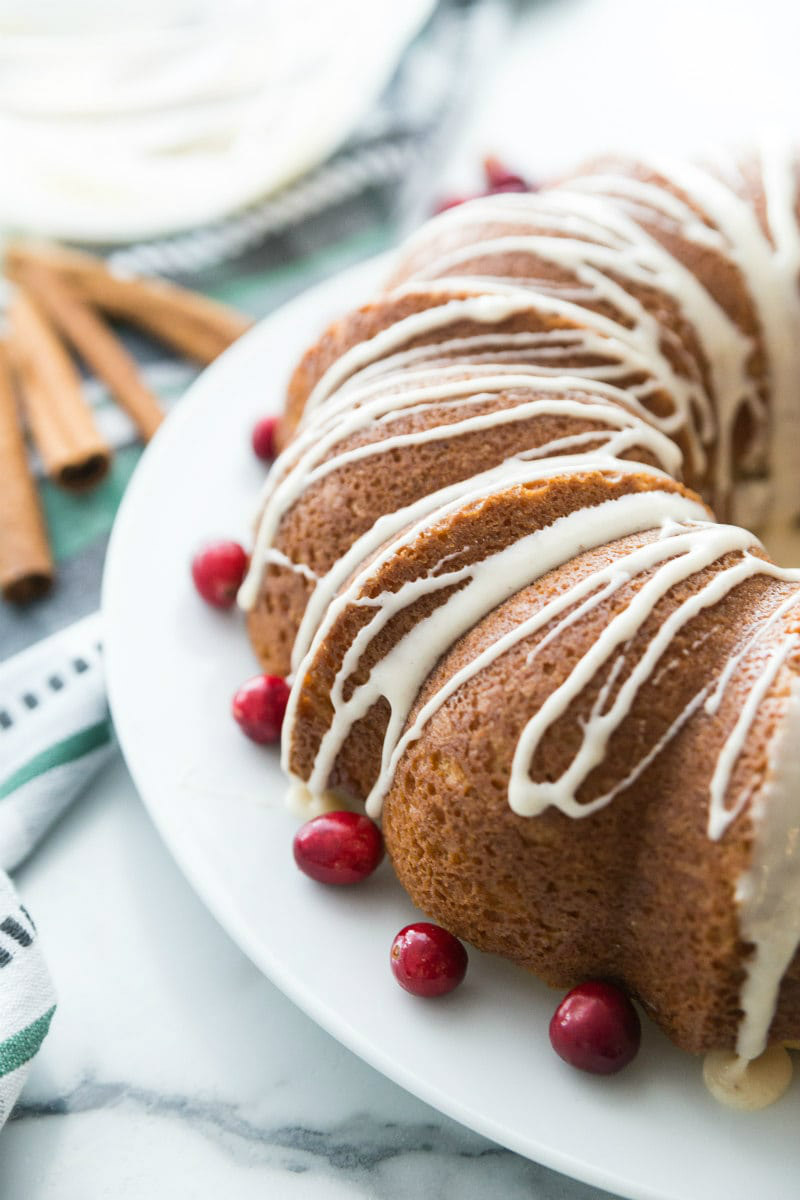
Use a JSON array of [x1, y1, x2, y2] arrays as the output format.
[[7, 2, 800, 1194], [0, 754, 606, 1199]]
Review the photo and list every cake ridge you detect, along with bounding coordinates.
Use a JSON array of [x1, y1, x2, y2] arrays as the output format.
[[240, 146, 800, 1073]]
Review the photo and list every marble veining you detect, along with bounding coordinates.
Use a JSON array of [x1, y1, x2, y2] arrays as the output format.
[[0, 758, 610, 1200], [13, 1082, 592, 1189]]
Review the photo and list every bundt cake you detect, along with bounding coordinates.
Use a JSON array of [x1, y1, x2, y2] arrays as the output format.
[[238, 147, 800, 1098]]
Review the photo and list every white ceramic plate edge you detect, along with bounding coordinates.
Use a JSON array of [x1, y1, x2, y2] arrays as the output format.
[[103, 255, 799, 1200]]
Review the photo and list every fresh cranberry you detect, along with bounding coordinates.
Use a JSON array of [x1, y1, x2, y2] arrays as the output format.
[[252, 415, 280, 462], [191, 541, 248, 609], [482, 154, 530, 192], [293, 811, 384, 885], [549, 981, 641, 1075], [231, 674, 290, 743], [487, 179, 531, 194], [390, 922, 468, 997]]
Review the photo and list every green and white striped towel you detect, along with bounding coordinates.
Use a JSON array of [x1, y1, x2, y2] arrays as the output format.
[[0, 616, 112, 1123], [0, 614, 112, 871], [0, 874, 55, 1125]]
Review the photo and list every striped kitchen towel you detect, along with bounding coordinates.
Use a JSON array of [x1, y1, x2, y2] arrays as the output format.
[[0, 872, 55, 1125], [0, 614, 112, 1125], [0, 613, 112, 874]]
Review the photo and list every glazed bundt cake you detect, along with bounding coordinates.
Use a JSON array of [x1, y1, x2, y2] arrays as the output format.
[[238, 148, 800, 1093]]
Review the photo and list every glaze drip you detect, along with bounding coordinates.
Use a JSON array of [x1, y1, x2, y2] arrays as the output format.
[[241, 145, 800, 1072]]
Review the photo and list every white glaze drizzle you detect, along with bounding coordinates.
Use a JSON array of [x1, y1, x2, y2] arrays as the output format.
[[401, 151, 800, 515], [261, 547, 319, 584], [282, 479, 709, 805], [708, 636, 800, 841], [318, 330, 641, 391], [365, 522, 718, 818], [302, 294, 534, 415], [759, 139, 800, 526], [413, 207, 742, 384], [629, 154, 798, 509], [238, 371, 681, 611], [704, 590, 800, 718], [736, 667, 800, 1061], [509, 551, 800, 821], [302, 515, 792, 823], [246, 146, 800, 1069], [389, 277, 699, 443], [397, 190, 739, 492]]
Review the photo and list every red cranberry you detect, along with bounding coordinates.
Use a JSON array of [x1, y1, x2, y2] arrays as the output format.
[[231, 674, 290, 744], [487, 179, 531, 194], [293, 811, 384, 885], [390, 922, 468, 997], [549, 981, 641, 1075], [191, 541, 248, 609], [482, 154, 529, 192], [252, 415, 280, 462]]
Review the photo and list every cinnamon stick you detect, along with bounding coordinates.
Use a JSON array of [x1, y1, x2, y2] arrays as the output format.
[[0, 342, 53, 603], [18, 263, 165, 442], [7, 288, 111, 490], [6, 241, 252, 366]]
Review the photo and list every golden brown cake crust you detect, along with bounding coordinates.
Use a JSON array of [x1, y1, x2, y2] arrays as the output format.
[[281, 290, 673, 445], [242, 149, 800, 1064], [248, 390, 669, 676], [388, 218, 759, 508], [250, 280, 687, 675], [380, 537, 800, 1053], [286, 469, 701, 796]]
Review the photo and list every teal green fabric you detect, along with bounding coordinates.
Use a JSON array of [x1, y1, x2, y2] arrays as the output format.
[[0, 1008, 56, 1079], [41, 448, 142, 563], [0, 721, 112, 800]]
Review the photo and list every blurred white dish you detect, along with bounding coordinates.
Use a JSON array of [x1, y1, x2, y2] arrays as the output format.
[[103, 256, 800, 1200], [0, 0, 434, 241]]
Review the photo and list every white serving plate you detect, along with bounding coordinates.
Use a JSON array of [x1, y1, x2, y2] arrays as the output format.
[[103, 255, 800, 1200], [0, 0, 434, 241]]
